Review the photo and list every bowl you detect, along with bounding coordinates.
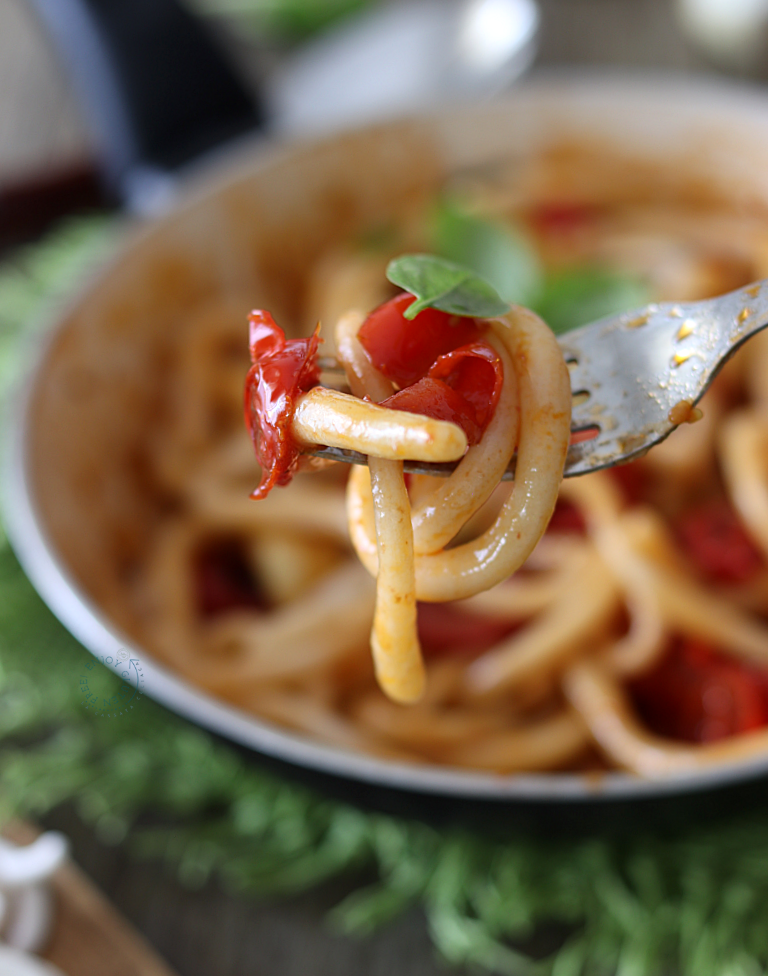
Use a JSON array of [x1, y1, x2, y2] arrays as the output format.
[[9, 73, 768, 825]]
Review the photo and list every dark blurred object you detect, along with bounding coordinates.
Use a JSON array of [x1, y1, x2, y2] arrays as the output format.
[[24, 0, 540, 209], [26, 0, 265, 213], [0, 162, 105, 255]]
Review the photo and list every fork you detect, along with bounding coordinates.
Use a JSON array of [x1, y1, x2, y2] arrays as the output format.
[[310, 279, 768, 479]]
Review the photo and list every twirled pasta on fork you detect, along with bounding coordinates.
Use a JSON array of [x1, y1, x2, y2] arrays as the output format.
[[244, 271, 572, 703]]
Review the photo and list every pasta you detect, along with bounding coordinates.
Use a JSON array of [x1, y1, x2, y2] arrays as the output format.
[[244, 289, 572, 702], [136, 142, 768, 778]]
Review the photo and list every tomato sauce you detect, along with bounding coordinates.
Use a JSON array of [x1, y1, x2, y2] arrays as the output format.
[[417, 601, 521, 659], [676, 497, 764, 584], [194, 538, 269, 617]]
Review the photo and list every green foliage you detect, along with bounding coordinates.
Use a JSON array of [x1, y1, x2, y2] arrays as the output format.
[[0, 216, 116, 399], [533, 269, 649, 337], [187, 0, 370, 40], [2, 220, 768, 976], [386, 253, 510, 320], [431, 199, 649, 335], [433, 201, 542, 309]]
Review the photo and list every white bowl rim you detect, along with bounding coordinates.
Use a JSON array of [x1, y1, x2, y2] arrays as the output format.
[[8, 70, 768, 804]]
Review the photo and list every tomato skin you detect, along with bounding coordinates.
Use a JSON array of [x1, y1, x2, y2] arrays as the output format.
[[357, 293, 483, 387], [676, 498, 763, 584], [428, 341, 502, 430], [381, 341, 503, 445], [417, 601, 520, 659], [384, 377, 482, 444], [244, 310, 320, 499], [630, 637, 768, 743]]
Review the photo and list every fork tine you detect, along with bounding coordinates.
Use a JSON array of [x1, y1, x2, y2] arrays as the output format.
[[311, 280, 768, 480], [561, 279, 768, 476]]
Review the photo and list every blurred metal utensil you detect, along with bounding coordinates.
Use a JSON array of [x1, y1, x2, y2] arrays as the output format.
[[677, 0, 768, 74], [269, 0, 540, 134]]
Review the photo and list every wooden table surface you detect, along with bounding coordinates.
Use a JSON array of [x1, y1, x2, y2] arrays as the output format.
[[0, 1, 729, 974]]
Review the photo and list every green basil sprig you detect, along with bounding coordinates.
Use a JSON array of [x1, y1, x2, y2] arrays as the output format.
[[385, 253, 511, 320], [432, 199, 542, 307], [431, 198, 649, 335]]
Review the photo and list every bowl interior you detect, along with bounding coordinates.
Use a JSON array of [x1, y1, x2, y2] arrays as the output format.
[[14, 75, 768, 802]]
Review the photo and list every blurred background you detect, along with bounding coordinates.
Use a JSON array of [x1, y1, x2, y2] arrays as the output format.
[[0, 0, 752, 250]]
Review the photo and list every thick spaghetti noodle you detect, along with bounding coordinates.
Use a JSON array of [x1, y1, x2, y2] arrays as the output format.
[[139, 142, 768, 777]]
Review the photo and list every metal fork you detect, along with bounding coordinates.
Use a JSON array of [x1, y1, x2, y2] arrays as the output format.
[[311, 279, 768, 479]]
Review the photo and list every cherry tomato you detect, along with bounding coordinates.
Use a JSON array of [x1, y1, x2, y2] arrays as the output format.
[[382, 341, 503, 445], [428, 340, 502, 430], [384, 377, 482, 444], [527, 202, 598, 237], [676, 498, 763, 583], [546, 498, 587, 535], [630, 637, 768, 743], [607, 459, 648, 505], [357, 293, 482, 387], [194, 539, 267, 617], [417, 601, 521, 659]]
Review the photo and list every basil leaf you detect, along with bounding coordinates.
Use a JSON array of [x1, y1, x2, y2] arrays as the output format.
[[433, 199, 543, 306], [386, 254, 510, 320], [533, 267, 649, 335], [430, 199, 650, 336]]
